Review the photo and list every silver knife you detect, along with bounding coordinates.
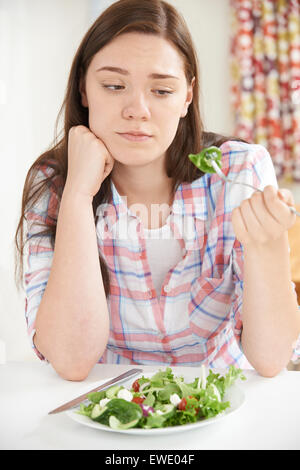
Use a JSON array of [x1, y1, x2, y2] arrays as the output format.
[[48, 368, 143, 414]]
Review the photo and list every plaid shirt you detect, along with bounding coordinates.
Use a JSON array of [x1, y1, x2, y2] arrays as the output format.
[[25, 140, 300, 368]]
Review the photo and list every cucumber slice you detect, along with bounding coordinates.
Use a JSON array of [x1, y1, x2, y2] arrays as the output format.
[[109, 415, 140, 430], [158, 404, 175, 414], [155, 404, 175, 419], [106, 385, 122, 399], [91, 404, 108, 421]]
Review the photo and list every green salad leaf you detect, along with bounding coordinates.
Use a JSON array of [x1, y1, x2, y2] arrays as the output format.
[[77, 365, 246, 430], [157, 383, 181, 402], [188, 146, 222, 174], [87, 390, 106, 404]]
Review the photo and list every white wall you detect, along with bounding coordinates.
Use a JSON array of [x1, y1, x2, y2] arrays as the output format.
[[0, 0, 92, 362], [171, 0, 234, 134], [0, 0, 234, 362]]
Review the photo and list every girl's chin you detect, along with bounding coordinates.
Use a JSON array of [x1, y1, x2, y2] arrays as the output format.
[[111, 151, 161, 166]]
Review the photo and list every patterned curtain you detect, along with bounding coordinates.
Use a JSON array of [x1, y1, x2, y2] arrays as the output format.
[[230, 0, 300, 181]]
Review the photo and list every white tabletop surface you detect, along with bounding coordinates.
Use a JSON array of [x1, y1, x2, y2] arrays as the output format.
[[1, 361, 300, 450]]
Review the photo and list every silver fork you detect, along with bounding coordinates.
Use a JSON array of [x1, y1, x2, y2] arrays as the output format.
[[210, 160, 300, 217]]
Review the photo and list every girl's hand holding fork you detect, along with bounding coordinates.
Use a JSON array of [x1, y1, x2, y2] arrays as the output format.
[[231, 185, 296, 248]]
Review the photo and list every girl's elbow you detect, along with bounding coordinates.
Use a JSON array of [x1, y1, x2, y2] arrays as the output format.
[[255, 366, 282, 378], [52, 345, 107, 381], [53, 363, 91, 381], [249, 357, 289, 377]]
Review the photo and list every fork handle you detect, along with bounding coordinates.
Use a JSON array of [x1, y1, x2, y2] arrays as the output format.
[[289, 206, 300, 217], [210, 161, 300, 218], [226, 178, 300, 216], [225, 178, 262, 193], [226, 177, 300, 217]]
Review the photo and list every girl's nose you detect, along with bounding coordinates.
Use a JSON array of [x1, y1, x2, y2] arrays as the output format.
[[122, 92, 151, 120]]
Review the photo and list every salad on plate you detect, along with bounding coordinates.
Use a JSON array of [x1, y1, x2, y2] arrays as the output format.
[[77, 365, 246, 431]]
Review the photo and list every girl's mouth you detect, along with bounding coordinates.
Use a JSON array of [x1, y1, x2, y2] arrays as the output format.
[[118, 133, 153, 142]]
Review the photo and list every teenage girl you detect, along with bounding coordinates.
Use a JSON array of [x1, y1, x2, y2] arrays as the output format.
[[15, 0, 300, 380]]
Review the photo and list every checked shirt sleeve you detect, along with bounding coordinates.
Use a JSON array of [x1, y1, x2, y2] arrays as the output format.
[[24, 166, 62, 361]]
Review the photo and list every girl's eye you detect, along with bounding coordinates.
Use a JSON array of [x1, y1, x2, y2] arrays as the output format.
[[154, 89, 173, 96], [102, 85, 124, 91], [102, 85, 173, 96]]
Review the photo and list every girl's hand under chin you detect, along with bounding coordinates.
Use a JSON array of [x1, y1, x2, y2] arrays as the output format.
[[231, 185, 296, 248], [65, 125, 115, 199]]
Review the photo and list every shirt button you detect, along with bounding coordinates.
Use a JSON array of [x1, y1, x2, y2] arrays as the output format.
[[147, 290, 154, 299], [163, 285, 171, 293], [158, 333, 164, 340]]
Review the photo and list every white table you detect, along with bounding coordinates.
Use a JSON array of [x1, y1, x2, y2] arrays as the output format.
[[0, 361, 300, 450]]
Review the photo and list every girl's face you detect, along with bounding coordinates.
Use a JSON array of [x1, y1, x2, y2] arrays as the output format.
[[80, 32, 194, 167]]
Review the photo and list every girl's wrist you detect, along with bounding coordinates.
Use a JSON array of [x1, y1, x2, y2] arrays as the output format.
[[242, 231, 289, 256], [63, 181, 94, 204]]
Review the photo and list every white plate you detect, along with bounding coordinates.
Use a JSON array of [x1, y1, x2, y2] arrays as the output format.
[[65, 371, 245, 435]]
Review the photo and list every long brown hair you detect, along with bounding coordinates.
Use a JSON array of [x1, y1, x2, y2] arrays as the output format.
[[14, 0, 246, 298]]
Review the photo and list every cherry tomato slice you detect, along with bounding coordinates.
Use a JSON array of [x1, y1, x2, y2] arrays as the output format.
[[178, 397, 187, 411], [132, 396, 144, 404], [132, 379, 140, 392]]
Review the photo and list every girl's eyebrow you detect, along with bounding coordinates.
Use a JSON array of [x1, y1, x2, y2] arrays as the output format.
[[96, 66, 179, 80]]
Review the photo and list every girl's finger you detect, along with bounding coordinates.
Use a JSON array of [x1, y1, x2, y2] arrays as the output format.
[[278, 188, 295, 206], [249, 190, 283, 239], [231, 206, 250, 244], [239, 197, 270, 244], [263, 186, 295, 229]]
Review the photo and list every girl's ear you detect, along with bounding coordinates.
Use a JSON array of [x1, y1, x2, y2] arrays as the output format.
[[79, 74, 88, 108], [181, 76, 195, 118]]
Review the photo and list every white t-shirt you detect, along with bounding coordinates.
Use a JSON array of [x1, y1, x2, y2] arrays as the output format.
[[143, 224, 183, 299]]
